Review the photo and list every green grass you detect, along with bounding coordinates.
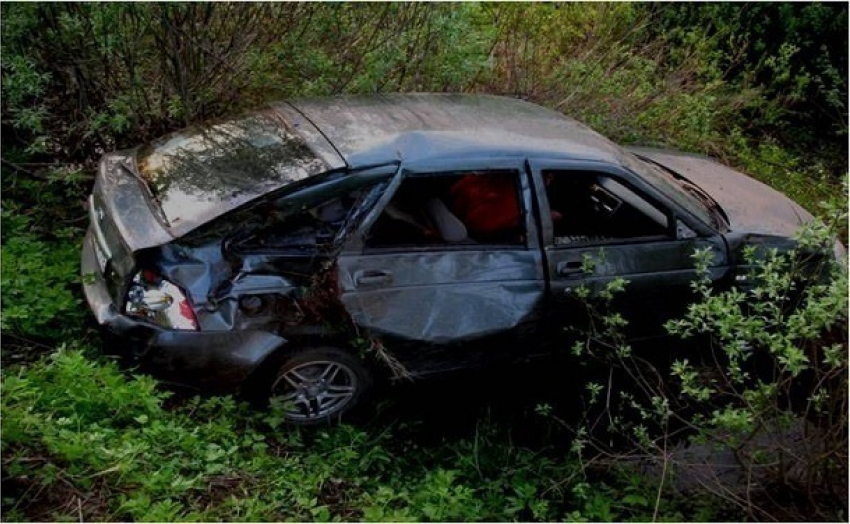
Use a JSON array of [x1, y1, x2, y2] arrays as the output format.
[[0, 216, 704, 520], [2, 345, 699, 522]]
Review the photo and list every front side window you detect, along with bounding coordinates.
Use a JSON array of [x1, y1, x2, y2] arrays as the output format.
[[366, 170, 526, 248], [544, 170, 671, 245]]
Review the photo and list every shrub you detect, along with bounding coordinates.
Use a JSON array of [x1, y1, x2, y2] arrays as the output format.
[[567, 189, 848, 521], [0, 206, 84, 342], [4, 345, 683, 522]]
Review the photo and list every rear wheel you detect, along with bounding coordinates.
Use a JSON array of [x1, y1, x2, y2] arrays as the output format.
[[269, 347, 371, 425]]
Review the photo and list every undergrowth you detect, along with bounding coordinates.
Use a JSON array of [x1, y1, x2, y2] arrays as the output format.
[[1, 347, 703, 521]]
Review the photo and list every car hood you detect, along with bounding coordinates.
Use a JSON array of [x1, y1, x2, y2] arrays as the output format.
[[629, 148, 813, 237]]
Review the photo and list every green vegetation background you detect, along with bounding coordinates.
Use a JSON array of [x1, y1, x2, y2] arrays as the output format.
[[1, 3, 847, 521]]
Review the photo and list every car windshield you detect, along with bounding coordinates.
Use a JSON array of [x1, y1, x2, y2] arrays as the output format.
[[136, 110, 327, 232], [621, 153, 717, 227]]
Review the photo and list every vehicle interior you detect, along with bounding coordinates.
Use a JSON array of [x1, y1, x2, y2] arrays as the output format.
[[366, 171, 526, 248], [228, 190, 368, 253], [544, 170, 671, 244]]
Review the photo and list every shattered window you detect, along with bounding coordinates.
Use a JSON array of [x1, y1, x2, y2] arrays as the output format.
[[366, 170, 526, 247], [236, 183, 385, 253], [136, 110, 327, 232]]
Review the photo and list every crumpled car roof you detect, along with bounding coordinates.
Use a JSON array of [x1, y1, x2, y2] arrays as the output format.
[[283, 93, 627, 169]]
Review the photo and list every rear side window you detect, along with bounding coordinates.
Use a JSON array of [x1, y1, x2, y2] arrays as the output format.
[[366, 170, 526, 248]]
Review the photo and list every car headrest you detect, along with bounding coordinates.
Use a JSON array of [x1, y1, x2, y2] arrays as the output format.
[[426, 198, 468, 242]]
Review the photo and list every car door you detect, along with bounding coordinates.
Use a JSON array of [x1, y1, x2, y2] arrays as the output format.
[[336, 160, 547, 375], [529, 159, 730, 342]]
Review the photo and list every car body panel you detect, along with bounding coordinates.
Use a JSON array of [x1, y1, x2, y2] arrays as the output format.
[[92, 153, 173, 252], [82, 230, 285, 390], [335, 160, 546, 370], [151, 170, 395, 334], [82, 229, 127, 325], [527, 158, 731, 339], [545, 238, 729, 339], [338, 249, 546, 343], [146, 330, 285, 391]]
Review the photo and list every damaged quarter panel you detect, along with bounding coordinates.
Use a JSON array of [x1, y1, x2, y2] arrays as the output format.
[[154, 166, 395, 335], [146, 330, 287, 391], [110, 167, 393, 392], [149, 241, 301, 333]]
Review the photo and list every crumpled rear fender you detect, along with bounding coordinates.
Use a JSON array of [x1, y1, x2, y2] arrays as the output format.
[[144, 330, 287, 392]]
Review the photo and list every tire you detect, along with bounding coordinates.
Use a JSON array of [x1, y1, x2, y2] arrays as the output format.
[[268, 346, 372, 426]]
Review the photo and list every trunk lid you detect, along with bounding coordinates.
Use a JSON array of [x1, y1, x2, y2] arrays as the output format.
[[89, 152, 175, 303]]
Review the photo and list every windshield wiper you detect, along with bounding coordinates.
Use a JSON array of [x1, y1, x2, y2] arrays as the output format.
[[635, 153, 729, 230], [681, 182, 728, 230]]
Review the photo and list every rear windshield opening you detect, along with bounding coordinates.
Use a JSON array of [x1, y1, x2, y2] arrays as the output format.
[[136, 111, 327, 231]]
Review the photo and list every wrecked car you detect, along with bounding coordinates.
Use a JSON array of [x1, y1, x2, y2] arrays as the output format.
[[82, 93, 827, 424]]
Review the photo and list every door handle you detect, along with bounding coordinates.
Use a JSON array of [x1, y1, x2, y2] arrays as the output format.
[[355, 270, 392, 287], [556, 260, 584, 278]]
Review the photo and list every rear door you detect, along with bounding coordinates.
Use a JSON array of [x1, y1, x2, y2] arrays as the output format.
[[336, 160, 547, 374], [529, 159, 730, 342]]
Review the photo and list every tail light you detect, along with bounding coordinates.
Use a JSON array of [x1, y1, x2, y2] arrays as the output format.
[[125, 271, 199, 330]]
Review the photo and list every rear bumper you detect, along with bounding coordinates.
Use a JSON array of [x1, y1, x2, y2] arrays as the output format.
[[81, 230, 285, 391]]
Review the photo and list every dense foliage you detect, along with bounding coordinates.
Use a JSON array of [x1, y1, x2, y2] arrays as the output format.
[[2, 4, 846, 204], [2, 3, 847, 521], [567, 203, 848, 520]]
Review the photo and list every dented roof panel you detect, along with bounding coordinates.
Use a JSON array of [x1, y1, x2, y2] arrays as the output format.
[[288, 94, 628, 168]]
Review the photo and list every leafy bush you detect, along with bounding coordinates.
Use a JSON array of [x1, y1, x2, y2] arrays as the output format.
[[647, 4, 848, 147], [0, 3, 496, 165], [0, 206, 84, 341], [567, 190, 848, 521]]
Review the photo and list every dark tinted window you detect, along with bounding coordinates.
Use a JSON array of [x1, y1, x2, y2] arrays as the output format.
[[544, 170, 670, 245]]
